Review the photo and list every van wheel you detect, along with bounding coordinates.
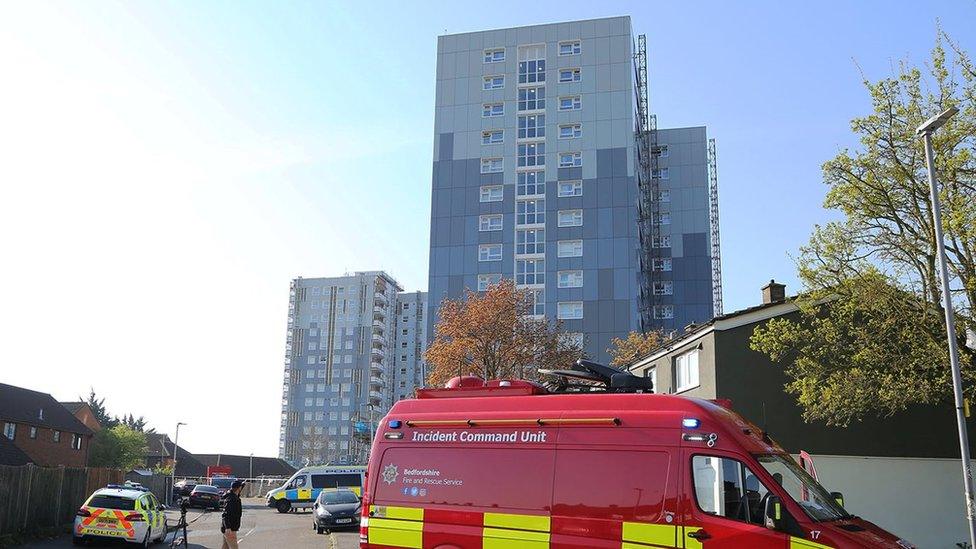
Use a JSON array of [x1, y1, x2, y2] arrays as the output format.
[[275, 499, 291, 514]]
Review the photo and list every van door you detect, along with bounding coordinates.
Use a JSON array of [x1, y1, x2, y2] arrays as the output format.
[[681, 450, 787, 548], [289, 474, 312, 503]]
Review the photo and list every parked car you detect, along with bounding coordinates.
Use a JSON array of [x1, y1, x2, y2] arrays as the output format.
[[73, 486, 168, 546], [312, 489, 361, 533], [187, 485, 222, 510], [210, 476, 237, 496], [172, 479, 199, 498]]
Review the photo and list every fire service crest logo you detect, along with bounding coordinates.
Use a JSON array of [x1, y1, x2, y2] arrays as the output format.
[[382, 464, 399, 485]]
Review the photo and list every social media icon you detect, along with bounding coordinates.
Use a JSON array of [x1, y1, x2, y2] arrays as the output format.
[[410, 487, 419, 497]]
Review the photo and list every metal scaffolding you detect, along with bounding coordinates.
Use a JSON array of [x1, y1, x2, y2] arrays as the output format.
[[707, 138, 723, 317], [633, 34, 661, 331]]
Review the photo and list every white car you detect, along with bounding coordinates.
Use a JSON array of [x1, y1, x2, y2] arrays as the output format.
[[73, 485, 168, 547]]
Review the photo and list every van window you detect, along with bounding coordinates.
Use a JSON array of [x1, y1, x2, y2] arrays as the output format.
[[691, 455, 769, 526], [291, 476, 307, 488], [553, 450, 670, 521], [312, 473, 362, 489], [375, 447, 553, 511]]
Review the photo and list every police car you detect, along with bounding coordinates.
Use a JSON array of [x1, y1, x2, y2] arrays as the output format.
[[73, 485, 168, 547]]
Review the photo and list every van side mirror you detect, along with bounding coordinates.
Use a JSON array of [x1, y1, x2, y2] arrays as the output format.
[[830, 491, 844, 508], [764, 495, 783, 530]]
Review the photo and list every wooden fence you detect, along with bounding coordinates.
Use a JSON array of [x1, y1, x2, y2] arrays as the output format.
[[0, 464, 122, 536]]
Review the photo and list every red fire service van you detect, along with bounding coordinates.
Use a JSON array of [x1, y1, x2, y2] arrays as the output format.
[[360, 361, 912, 549]]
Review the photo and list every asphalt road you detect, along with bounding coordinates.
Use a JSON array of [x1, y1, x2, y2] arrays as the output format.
[[19, 499, 359, 549]]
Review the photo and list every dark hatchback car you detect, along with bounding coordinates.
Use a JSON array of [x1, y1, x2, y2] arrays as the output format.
[[188, 485, 222, 510], [312, 489, 361, 533], [210, 477, 237, 496]]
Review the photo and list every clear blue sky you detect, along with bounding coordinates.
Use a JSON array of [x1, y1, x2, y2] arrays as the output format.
[[1, 1, 973, 456]]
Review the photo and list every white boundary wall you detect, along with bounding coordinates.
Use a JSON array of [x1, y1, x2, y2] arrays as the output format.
[[811, 454, 972, 548]]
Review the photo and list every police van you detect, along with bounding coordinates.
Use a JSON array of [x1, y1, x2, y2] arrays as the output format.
[[267, 465, 365, 513], [359, 362, 913, 549]]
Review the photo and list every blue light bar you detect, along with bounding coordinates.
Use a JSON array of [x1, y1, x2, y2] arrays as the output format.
[[682, 418, 701, 429], [388, 420, 402, 429]]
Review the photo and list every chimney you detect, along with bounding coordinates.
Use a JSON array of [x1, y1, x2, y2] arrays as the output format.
[[761, 280, 786, 304]]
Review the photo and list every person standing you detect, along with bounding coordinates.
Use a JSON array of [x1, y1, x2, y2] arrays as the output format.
[[220, 480, 245, 549]]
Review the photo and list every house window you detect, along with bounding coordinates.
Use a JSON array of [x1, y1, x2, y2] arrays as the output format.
[[479, 214, 503, 232], [558, 180, 582, 197], [654, 305, 675, 320], [652, 168, 670, 179], [558, 68, 581, 82], [654, 144, 669, 157], [3, 423, 14, 440], [53, 430, 61, 442], [559, 124, 582, 139], [517, 170, 545, 196], [481, 158, 503, 173], [653, 281, 673, 295], [483, 75, 505, 90], [653, 212, 671, 225], [482, 130, 503, 145], [71, 434, 82, 450], [479, 244, 502, 262], [517, 114, 545, 139], [557, 301, 583, 320], [558, 270, 583, 288], [674, 349, 700, 392], [558, 152, 582, 167], [527, 288, 545, 316], [655, 189, 671, 202], [557, 240, 583, 257], [557, 209, 583, 227], [516, 199, 545, 225], [558, 95, 582, 111], [483, 103, 504, 118], [477, 274, 502, 291], [484, 48, 505, 63], [652, 235, 672, 248], [516, 228, 545, 255], [29, 427, 37, 439], [559, 40, 581, 56], [645, 367, 658, 393], [480, 185, 503, 202], [517, 142, 545, 167], [517, 44, 545, 84], [515, 259, 545, 285], [518, 86, 546, 111], [652, 258, 673, 271]]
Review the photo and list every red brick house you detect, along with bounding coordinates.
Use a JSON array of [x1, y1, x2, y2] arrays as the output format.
[[60, 401, 103, 433], [0, 383, 94, 467]]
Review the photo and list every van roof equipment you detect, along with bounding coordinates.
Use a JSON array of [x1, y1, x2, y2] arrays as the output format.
[[539, 359, 655, 393]]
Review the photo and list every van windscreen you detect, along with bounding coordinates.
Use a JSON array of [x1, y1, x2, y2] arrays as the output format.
[[373, 447, 553, 511]]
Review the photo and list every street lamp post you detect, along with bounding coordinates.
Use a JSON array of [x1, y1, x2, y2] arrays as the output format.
[[249, 453, 254, 479], [917, 105, 975, 547], [170, 422, 186, 503]]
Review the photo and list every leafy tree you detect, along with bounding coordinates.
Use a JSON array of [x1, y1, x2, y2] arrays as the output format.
[[751, 34, 976, 426], [425, 280, 584, 386], [89, 425, 148, 470], [607, 330, 664, 367], [83, 388, 117, 429]]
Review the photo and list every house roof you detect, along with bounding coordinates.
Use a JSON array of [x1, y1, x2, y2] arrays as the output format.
[[0, 436, 32, 466], [629, 297, 799, 371], [0, 384, 93, 436], [194, 454, 296, 478], [60, 402, 86, 414]]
